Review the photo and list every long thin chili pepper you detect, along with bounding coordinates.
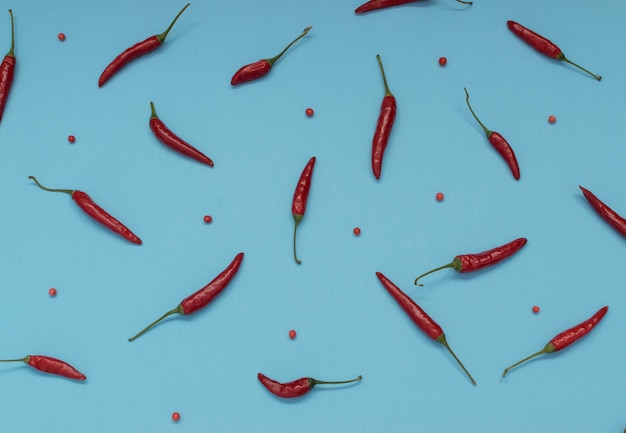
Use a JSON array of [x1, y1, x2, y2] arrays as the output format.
[[29, 176, 142, 245], [371, 54, 397, 180], [149, 102, 213, 167], [0, 355, 86, 380], [292, 157, 316, 265], [464, 87, 520, 180], [258, 372, 362, 398], [507, 20, 601, 81], [376, 272, 476, 385], [502, 306, 608, 377], [129, 252, 244, 341], [231, 26, 312, 86], [355, 0, 471, 14], [0, 10, 16, 123], [414, 237, 527, 286], [579, 186, 626, 238], [98, 3, 190, 87]]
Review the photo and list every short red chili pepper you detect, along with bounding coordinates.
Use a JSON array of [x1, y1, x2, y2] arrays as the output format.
[[149, 102, 214, 167], [579, 186, 626, 238], [29, 176, 142, 245], [376, 272, 476, 385], [129, 252, 244, 341], [0, 355, 86, 380], [414, 237, 527, 285], [355, 0, 471, 14], [292, 156, 316, 265], [464, 87, 520, 180], [231, 26, 312, 86], [257, 372, 362, 398], [98, 3, 190, 87], [371, 54, 396, 181], [502, 306, 608, 377], [507, 20, 601, 81], [0, 10, 16, 123]]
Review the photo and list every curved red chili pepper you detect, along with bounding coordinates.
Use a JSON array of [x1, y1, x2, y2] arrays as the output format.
[[507, 20, 601, 81], [371, 54, 396, 181], [0, 355, 86, 380], [149, 102, 214, 167], [231, 26, 312, 86], [29, 176, 142, 245], [0, 10, 16, 123], [355, 0, 471, 14], [464, 88, 520, 180], [129, 252, 244, 341], [257, 372, 362, 398], [376, 272, 476, 385], [414, 237, 527, 285], [579, 186, 626, 238], [292, 156, 316, 265], [98, 3, 190, 87], [502, 306, 608, 377]]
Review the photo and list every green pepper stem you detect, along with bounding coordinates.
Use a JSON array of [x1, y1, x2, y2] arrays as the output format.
[[150, 101, 158, 119], [454, 0, 473, 4], [0, 357, 27, 363], [464, 87, 493, 137], [293, 214, 303, 265], [558, 54, 601, 81], [7, 10, 14, 57], [311, 375, 362, 386], [437, 335, 476, 386], [267, 26, 312, 66], [376, 54, 393, 97], [28, 176, 74, 195], [128, 305, 184, 342], [414, 262, 454, 286], [502, 343, 553, 377], [156, 3, 190, 44]]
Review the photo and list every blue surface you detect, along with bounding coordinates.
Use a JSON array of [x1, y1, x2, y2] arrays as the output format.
[[0, 0, 624, 431]]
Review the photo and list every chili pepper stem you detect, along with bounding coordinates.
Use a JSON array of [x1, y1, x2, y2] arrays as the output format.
[[376, 54, 392, 97], [155, 3, 190, 44], [454, 0, 473, 5], [128, 305, 184, 342], [7, 9, 14, 57], [558, 54, 601, 81], [414, 262, 455, 286], [311, 375, 363, 386], [293, 214, 303, 265], [502, 343, 554, 377], [0, 357, 27, 363], [150, 101, 158, 119], [437, 335, 476, 385], [267, 26, 312, 66], [28, 176, 74, 195], [464, 87, 493, 137]]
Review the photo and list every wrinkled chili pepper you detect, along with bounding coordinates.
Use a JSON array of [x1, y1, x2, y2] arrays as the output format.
[[0, 355, 86, 380], [129, 252, 244, 341], [464, 87, 520, 180], [503, 306, 608, 377], [292, 157, 316, 265], [371, 54, 396, 180], [258, 372, 362, 398], [507, 20, 601, 81], [29, 176, 142, 245], [98, 3, 190, 87], [376, 272, 476, 385], [231, 26, 312, 86], [355, 0, 471, 14], [0, 10, 15, 123], [579, 186, 626, 238], [149, 101, 213, 167], [414, 237, 527, 285]]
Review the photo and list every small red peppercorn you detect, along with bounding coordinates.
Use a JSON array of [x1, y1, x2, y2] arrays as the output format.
[[438, 57, 447, 66], [288, 329, 296, 339], [203, 215, 212, 224], [548, 115, 557, 124], [58, 33, 66, 41], [305, 108, 314, 117], [436, 192, 444, 201], [48, 288, 57, 297], [353, 227, 361, 236], [532, 306, 540, 314], [68, 135, 76, 143], [171, 412, 180, 422]]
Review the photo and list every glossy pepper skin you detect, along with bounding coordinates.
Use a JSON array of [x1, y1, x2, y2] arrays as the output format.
[[149, 102, 213, 167], [371, 54, 396, 180], [355, 0, 471, 14], [292, 157, 316, 264], [98, 3, 190, 87], [0, 10, 16, 123], [579, 186, 626, 238], [128, 252, 244, 341], [0, 355, 86, 380], [257, 372, 362, 398]]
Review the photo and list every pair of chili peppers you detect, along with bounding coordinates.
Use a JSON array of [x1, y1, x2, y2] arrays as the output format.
[[354, 0, 471, 14], [0, 355, 86, 381], [258, 373, 362, 398], [414, 237, 527, 286], [503, 306, 608, 377], [149, 101, 214, 167], [292, 157, 316, 264], [129, 252, 244, 341], [579, 186, 626, 238], [377, 272, 476, 385], [231, 26, 312, 86], [0, 9, 15, 123], [507, 20, 601, 81], [371, 55, 396, 180], [98, 3, 190, 87], [29, 176, 142, 245]]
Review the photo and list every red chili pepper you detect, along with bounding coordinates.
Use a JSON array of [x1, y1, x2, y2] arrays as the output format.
[[98, 3, 190, 87], [464, 87, 520, 180], [149, 102, 214, 167], [292, 156, 316, 265], [29, 176, 142, 245], [231, 26, 312, 86], [371, 55, 397, 180], [355, 0, 471, 13], [129, 252, 244, 341], [0, 355, 86, 380], [579, 186, 626, 238], [257, 372, 362, 398], [414, 237, 527, 285], [502, 306, 608, 377], [376, 272, 476, 385], [507, 20, 601, 81], [0, 10, 16, 123]]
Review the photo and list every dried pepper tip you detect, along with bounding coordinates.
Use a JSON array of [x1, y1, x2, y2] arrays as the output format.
[[267, 26, 313, 67], [156, 3, 191, 44], [414, 257, 462, 286], [502, 343, 555, 377], [464, 87, 493, 138]]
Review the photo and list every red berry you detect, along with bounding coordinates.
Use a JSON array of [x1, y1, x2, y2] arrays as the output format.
[[438, 57, 447, 66], [288, 329, 296, 339], [58, 33, 66, 41], [305, 108, 314, 117], [48, 288, 57, 297], [436, 192, 444, 201], [68, 135, 76, 143], [353, 227, 361, 236], [171, 412, 180, 422], [203, 215, 212, 224], [548, 115, 557, 124], [532, 306, 540, 314]]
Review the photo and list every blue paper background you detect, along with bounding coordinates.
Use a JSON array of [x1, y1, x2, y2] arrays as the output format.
[[0, 0, 624, 432]]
